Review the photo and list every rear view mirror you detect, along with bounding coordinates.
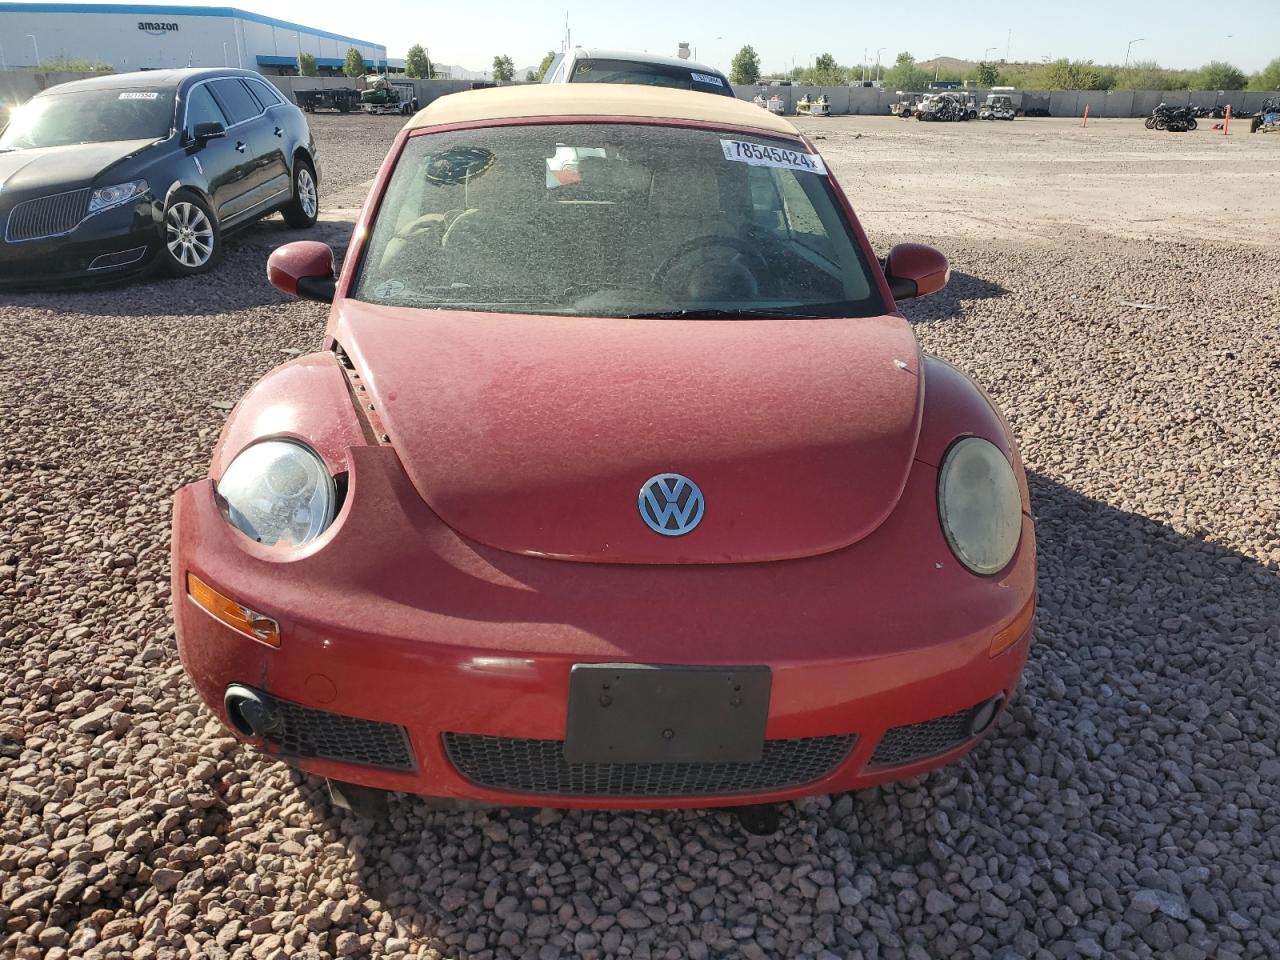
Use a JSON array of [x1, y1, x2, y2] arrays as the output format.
[[268, 241, 336, 303], [884, 243, 950, 301], [191, 121, 226, 144]]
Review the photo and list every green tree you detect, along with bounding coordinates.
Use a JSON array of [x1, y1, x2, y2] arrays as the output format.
[[1248, 58, 1280, 91], [1193, 61, 1246, 90], [1113, 60, 1187, 90], [534, 50, 557, 81], [812, 53, 845, 85], [405, 44, 431, 79], [1039, 58, 1109, 90], [975, 61, 998, 87], [343, 47, 365, 78], [883, 52, 930, 91], [492, 54, 514, 81], [297, 52, 317, 77], [730, 44, 761, 85]]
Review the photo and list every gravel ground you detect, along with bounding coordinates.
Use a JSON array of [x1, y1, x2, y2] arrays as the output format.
[[2, 113, 1278, 960]]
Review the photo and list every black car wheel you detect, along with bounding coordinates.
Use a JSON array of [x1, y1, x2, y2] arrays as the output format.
[[282, 160, 319, 229], [162, 191, 219, 276]]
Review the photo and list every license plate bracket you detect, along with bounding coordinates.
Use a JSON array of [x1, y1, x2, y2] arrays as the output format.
[[564, 664, 771, 764]]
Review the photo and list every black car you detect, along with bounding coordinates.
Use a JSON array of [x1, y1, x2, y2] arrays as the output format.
[[0, 68, 319, 286]]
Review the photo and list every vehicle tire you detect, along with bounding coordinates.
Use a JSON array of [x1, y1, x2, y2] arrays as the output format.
[[281, 159, 319, 229], [337, 102, 349, 113], [1145, 117, 1156, 129], [968, 110, 977, 120], [1187, 118, 1197, 131], [160, 191, 220, 277]]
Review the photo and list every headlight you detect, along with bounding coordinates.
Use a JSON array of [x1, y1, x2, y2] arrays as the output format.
[[216, 440, 336, 547], [937, 437, 1022, 575], [88, 179, 149, 214]]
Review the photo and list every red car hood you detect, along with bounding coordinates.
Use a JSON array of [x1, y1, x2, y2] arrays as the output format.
[[334, 302, 923, 564]]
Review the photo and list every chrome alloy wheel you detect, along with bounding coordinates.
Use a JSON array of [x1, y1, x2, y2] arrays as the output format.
[[165, 202, 215, 268], [297, 167, 318, 219]]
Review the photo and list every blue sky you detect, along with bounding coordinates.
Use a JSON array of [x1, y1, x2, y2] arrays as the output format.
[[66, 0, 1280, 72]]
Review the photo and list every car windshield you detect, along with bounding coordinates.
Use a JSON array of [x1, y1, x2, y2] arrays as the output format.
[[570, 59, 733, 96], [353, 123, 883, 319], [0, 88, 174, 149]]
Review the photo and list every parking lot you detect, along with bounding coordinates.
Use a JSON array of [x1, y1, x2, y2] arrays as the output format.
[[2, 111, 1278, 960]]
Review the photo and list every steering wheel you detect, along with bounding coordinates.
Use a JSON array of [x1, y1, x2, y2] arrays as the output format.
[[652, 234, 769, 292]]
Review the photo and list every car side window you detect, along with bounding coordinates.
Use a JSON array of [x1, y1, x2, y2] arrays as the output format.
[[210, 79, 260, 125], [246, 80, 282, 110], [774, 170, 834, 260], [747, 166, 785, 232], [185, 84, 228, 134]]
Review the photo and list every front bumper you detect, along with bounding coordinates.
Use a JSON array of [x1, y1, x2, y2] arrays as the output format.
[[172, 446, 1036, 809], [0, 198, 162, 287]]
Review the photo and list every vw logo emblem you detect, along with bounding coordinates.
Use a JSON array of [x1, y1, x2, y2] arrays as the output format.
[[638, 473, 705, 537]]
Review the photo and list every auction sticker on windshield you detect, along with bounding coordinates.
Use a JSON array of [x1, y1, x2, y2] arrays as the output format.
[[691, 72, 725, 87], [118, 91, 160, 100], [720, 139, 827, 175]]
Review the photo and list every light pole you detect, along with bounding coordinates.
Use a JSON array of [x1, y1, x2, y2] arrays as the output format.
[[984, 46, 997, 62], [933, 53, 943, 83], [27, 35, 40, 69], [222, 41, 229, 66], [0, 40, 6, 71], [875, 47, 885, 82], [1124, 38, 1144, 68]]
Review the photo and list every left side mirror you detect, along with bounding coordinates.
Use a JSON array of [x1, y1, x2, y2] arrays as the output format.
[[883, 243, 949, 301], [267, 241, 335, 303]]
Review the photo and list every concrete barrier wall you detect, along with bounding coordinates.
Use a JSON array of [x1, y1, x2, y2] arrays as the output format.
[[265, 75, 477, 109], [0, 69, 1269, 118], [1, 69, 106, 106], [731, 83, 1263, 117]]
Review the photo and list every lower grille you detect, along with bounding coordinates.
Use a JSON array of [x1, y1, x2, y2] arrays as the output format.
[[249, 688, 414, 771], [442, 733, 854, 797], [869, 704, 980, 768], [6, 188, 92, 242]]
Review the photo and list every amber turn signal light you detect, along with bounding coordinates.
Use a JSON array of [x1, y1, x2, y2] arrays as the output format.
[[187, 574, 281, 648], [990, 595, 1035, 658]]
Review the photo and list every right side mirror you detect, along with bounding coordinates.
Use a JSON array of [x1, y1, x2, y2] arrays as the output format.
[[192, 121, 226, 145], [883, 243, 950, 301]]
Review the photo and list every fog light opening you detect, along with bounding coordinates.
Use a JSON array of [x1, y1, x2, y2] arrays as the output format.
[[224, 684, 281, 738], [967, 693, 1005, 737]]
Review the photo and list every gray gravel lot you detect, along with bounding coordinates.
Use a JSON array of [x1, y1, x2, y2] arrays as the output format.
[[2, 113, 1279, 960]]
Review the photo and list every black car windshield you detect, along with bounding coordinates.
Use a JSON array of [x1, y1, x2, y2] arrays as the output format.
[[571, 58, 732, 96], [353, 123, 883, 319], [0, 88, 174, 149]]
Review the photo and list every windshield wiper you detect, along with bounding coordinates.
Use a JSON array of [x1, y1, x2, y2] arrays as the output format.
[[621, 307, 833, 320]]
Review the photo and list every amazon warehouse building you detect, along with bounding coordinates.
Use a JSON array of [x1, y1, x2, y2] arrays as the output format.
[[0, 3, 388, 75]]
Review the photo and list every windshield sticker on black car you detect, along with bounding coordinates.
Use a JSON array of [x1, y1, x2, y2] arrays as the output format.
[[691, 72, 725, 87], [119, 91, 160, 100], [720, 139, 827, 175]]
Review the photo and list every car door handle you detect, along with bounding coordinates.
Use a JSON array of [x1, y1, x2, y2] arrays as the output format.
[[273, 127, 283, 138], [235, 141, 246, 153]]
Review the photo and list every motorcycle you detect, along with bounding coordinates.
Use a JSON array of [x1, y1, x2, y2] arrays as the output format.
[[1147, 103, 1196, 132]]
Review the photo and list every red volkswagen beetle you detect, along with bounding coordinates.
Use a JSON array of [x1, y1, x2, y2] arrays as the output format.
[[172, 85, 1035, 821]]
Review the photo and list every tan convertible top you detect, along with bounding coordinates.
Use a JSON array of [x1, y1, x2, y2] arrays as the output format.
[[404, 84, 801, 137]]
